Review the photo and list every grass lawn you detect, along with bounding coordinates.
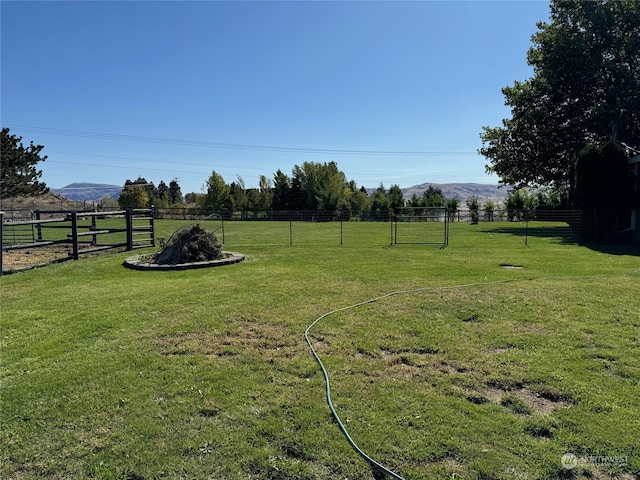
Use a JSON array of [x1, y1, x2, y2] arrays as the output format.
[[1, 220, 639, 479]]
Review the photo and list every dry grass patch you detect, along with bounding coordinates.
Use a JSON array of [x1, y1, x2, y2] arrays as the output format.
[[155, 322, 300, 359]]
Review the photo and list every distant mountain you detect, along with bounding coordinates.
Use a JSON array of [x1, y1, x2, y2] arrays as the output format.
[[51, 183, 121, 201], [52, 181, 508, 205], [402, 183, 508, 205]]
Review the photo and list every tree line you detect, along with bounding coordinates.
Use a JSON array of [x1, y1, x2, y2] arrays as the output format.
[[116, 161, 477, 219]]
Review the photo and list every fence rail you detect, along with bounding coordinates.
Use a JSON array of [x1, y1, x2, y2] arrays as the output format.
[[1, 209, 154, 274]]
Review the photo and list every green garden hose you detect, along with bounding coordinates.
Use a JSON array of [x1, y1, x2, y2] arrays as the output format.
[[305, 273, 638, 477], [304, 280, 521, 480]]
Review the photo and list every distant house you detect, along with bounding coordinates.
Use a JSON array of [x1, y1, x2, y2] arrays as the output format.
[[631, 155, 640, 244]]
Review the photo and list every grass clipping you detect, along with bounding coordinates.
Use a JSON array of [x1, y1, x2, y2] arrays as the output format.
[[153, 224, 224, 265]]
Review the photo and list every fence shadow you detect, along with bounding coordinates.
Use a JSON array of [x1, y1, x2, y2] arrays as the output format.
[[482, 224, 640, 256]]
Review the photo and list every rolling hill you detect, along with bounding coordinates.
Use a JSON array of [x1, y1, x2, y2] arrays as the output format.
[[51, 182, 509, 205], [51, 183, 122, 201], [402, 182, 508, 205]]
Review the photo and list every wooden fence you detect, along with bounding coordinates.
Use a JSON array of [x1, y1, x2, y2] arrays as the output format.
[[1, 209, 154, 274]]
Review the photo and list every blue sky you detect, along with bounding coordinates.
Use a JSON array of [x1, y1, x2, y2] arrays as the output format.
[[2, 1, 550, 194]]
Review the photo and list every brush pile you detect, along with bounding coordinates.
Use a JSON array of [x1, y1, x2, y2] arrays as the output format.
[[153, 224, 223, 265]]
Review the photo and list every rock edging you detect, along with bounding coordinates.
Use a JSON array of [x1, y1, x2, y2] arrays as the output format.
[[123, 252, 244, 271]]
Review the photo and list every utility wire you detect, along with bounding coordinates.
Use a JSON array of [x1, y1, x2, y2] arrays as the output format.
[[4, 124, 477, 157]]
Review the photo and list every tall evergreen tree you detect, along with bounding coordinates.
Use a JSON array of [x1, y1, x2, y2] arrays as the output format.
[[388, 184, 405, 210], [168, 179, 183, 205], [1, 128, 49, 198], [272, 169, 292, 210], [421, 185, 445, 207]]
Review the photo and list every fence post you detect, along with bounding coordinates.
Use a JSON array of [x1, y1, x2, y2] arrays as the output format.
[[1, 211, 4, 275], [126, 210, 133, 250], [35, 210, 43, 241], [340, 218, 343, 246], [91, 214, 98, 246], [71, 212, 79, 260], [391, 216, 395, 245], [290, 220, 293, 246], [149, 206, 155, 247], [444, 211, 449, 247]]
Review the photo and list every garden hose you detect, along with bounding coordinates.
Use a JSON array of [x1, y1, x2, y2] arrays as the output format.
[[304, 279, 522, 480], [304, 272, 638, 477]]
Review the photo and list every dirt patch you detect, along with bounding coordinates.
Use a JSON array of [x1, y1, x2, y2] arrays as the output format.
[[156, 324, 298, 359], [307, 336, 332, 355], [2, 242, 130, 273], [478, 385, 569, 415], [2, 244, 71, 272]]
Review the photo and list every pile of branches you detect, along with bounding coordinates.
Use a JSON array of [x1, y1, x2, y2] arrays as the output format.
[[154, 224, 223, 265]]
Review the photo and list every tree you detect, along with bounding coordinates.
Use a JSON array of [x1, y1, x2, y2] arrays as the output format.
[[154, 180, 169, 207], [184, 192, 201, 204], [445, 197, 460, 221], [99, 195, 119, 210], [408, 193, 421, 208], [291, 161, 347, 211], [257, 175, 273, 211], [229, 176, 248, 213], [571, 141, 635, 210], [316, 170, 347, 212], [349, 187, 371, 216], [118, 185, 149, 209], [388, 185, 404, 210], [466, 195, 480, 224], [570, 141, 635, 241], [483, 199, 496, 222], [1, 128, 49, 198], [168, 179, 183, 205], [504, 188, 530, 221], [421, 185, 445, 207], [118, 177, 157, 208], [370, 184, 391, 220], [272, 169, 293, 210], [245, 188, 261, 212], [200, 170, 230, 212], [480, 0, 640, 188]]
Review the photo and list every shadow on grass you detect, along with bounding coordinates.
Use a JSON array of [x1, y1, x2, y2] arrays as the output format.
[[482, 224, 640, 257]]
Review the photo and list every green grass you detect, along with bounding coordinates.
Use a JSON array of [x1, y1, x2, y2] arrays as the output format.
[[1, 220, 639, 479]]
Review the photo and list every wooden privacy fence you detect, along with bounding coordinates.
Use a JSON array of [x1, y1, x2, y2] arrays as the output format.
[[1, 209, 154, 274]]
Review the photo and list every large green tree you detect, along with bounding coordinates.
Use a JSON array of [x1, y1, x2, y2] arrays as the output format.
[[291, 161, 347, 211], [119, 177, 154, 207], [118, 185, 149, 209], [200, 170, 230, 212], [480, 0, 640, 188], [1, 128, 49, 198]]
